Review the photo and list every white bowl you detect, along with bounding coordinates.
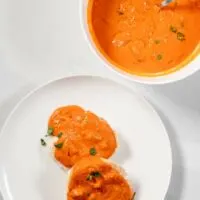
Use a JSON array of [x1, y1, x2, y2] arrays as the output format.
[[79, 0, 200, 85]]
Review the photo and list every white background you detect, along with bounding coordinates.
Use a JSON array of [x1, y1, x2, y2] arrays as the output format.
[[0, 0, 200, 199]]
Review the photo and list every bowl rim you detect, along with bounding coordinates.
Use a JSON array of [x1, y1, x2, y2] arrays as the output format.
[[79, 0, 200, 85]]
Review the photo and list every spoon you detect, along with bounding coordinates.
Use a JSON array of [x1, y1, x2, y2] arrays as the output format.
[[161, 0, 173, 7]]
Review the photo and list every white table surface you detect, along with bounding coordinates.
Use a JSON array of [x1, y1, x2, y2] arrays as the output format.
[[0, 0, 200, 199]]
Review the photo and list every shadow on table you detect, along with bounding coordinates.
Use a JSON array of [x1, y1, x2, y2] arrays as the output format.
[[148, 70, 200, 111], [0, 192, 3, 200], [152, 105, 184, 200]]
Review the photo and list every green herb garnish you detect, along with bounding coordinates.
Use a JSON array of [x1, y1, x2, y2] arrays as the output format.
[[156, 54, 163, 60], [170, 25, 177, 33], [89, 147, 97, 156], [132, 192, 136, 200], [177, 32, 185, 41], [47, 127, 54, 136], [54, 142, 63, 149], [86, 171, 101, 181], [154, 40, 160, 44], [91, 171, 101, 177], [86, 175, 93, 181], [57, 132, 63, 138], [40, 138, 46, 146]]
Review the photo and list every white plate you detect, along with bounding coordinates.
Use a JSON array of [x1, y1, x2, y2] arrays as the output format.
[[0, 75, 172, 200]]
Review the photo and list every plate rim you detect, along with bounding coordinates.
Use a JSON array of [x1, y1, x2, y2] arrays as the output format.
[[0, 75, 172, 200]]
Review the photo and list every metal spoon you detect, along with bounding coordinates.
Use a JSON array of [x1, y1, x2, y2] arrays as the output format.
[[161, 0, 173, 7]]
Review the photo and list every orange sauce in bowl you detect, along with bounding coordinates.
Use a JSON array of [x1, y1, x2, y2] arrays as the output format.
[[87, 0, 200, 76], [67, 157, 134, 200], [48, 105, 117, 168]]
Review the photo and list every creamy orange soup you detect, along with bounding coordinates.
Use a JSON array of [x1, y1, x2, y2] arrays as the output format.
[[67, 157, 134, 200], [88, 0, 200, 76], [48, 105, 117, 168]]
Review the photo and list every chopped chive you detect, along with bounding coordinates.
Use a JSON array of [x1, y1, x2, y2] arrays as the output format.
[[57, 132, 63, 138], [47, 127, 54, 136], [91, 171, 101, 177], [89, 147, 97, 156], [154, 40, 160, 44], [40, 138, 46, 146], [86, 171, 101, 181], [132, 192, 136, 200], [177, 32, 185, 41], [86, 175, 93, 181], [156, 54, 163, 60], [170, 25, 177, 33], [54, 142, 63, 149]]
